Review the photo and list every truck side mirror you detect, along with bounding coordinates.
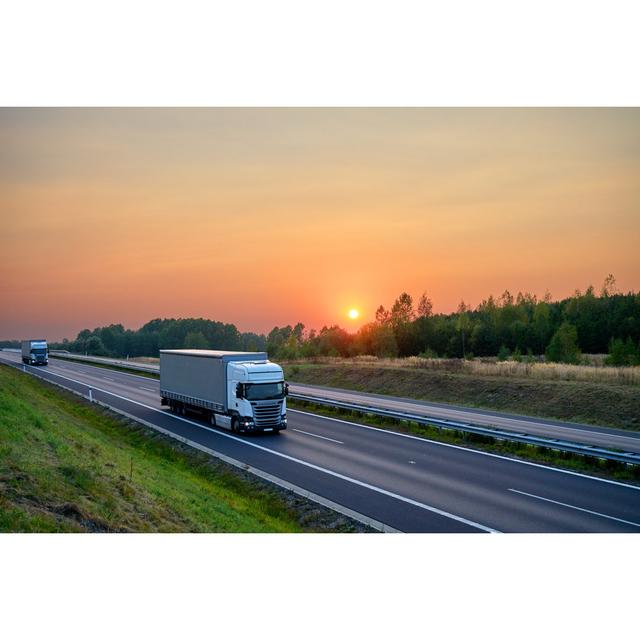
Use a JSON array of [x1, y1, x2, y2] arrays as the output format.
[[284, 383, 289, 397], [236, 384, 244, 399]]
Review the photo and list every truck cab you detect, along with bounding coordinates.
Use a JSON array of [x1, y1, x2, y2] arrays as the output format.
[[229, 361, 288, 432]]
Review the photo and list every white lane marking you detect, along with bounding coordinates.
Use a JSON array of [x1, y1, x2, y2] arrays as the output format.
[[16, 364, 499, 533], [287, 409, 640, 492], [507, 489, 640, 528], [139, 386, 156, 392], [292, 429, 344, 444], [102, 376, 115, 381]]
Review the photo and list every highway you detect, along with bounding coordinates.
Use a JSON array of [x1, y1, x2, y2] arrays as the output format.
[[1, 351, 639, 532], [48, 352, 640, 454]]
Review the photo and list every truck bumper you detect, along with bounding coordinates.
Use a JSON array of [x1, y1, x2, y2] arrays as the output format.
[[240, 419, 287, 434]]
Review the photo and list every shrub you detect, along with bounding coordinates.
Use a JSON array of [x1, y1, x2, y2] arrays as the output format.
[[545, 323, 581, 364], [605, 337, 640, 366], [497, 344, 511, 361]]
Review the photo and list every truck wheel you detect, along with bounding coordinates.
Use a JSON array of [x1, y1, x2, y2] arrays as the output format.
[[209, 413, 216, 427], [231, 417, 239, 433]]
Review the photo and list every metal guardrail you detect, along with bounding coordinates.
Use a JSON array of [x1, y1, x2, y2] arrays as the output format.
[[289, 393, 640, 466], [44, 351, 640, 466], [50, 351, 160, 373]]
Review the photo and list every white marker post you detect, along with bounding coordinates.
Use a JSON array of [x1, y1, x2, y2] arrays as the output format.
[[89, 387, 93, 402]]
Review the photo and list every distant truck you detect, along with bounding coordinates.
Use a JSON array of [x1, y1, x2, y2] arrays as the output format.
[[159, 350, 288, 434], [22, 339, 48, 365]]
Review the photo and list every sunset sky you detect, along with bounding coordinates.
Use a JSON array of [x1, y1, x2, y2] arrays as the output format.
[[1, 108, 639, 341]]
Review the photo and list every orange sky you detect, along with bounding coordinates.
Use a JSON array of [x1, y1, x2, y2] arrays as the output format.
[[1, 108, 639, 340]]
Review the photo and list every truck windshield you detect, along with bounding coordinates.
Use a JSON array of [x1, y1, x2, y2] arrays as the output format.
[[31, 348, 47, 355], [244, 382, 284, 401]]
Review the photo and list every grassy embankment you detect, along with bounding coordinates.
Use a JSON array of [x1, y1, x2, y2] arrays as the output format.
[[0, 364, 362, 533], [283, 358, 640, 431]]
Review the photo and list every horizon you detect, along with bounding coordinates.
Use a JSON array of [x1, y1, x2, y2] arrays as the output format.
[[1, 108, 639, 341], [1, 277, 636, 343]]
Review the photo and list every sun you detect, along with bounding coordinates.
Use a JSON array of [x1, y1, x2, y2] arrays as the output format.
[[348, 308, 360, 320]]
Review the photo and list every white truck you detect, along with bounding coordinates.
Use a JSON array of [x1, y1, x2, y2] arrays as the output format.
[[21, 339, 49, 365], [159, 349, 288, 434]]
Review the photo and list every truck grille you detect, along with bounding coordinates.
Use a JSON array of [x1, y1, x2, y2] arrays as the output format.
[[252, 402, 282, 427]]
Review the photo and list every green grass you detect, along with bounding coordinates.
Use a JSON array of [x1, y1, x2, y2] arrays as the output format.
[[288, 399, 640, 484], [0, 364, 358, 533], [284, 363, 640, 431]]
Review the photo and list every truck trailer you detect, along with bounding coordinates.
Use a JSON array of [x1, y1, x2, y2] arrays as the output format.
[[22, 338, 49, 365], [21, 339, 48, 365], [159, 349, 288, 434]]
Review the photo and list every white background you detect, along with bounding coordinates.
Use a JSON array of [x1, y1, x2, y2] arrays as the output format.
[[1, 1, 638, 638]]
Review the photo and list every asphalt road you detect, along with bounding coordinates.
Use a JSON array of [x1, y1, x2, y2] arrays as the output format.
[[289, 383, 640, 454], [2, 352, 639, 532], [48, 352, 640, 454]]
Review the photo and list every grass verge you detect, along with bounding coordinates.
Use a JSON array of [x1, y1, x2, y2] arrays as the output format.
[[288, 399, 640, 484], [0, 364, 367, 533], [285, 364, 640, 431]]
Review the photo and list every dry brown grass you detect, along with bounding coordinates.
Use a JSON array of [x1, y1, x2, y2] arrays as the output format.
[[128, 356, 160, 364], [283, 355, 640, 386]]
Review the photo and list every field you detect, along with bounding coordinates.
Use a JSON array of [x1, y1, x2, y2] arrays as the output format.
[[283, 358, 640, 431], [0, 364, 362, 533], [120, 353, 640, 386], [285, 355, 640, 385]]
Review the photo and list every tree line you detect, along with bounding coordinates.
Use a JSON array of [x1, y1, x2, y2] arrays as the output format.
[[19, 275, 640, 366], [266, 277, 639, 365], [47, 318, 266, 359]]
